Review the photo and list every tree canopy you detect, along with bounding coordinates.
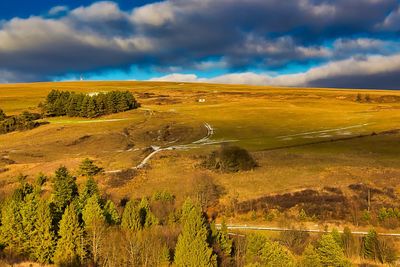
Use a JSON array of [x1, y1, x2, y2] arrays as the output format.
[[41, 90, 139, 118]]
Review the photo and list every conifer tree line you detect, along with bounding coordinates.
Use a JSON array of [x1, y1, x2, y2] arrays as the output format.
[[0, 159, 397, 266], [0, 108, 42, 134], [41, 90, 139, 118]]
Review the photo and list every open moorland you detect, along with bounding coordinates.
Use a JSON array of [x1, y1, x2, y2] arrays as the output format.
[[1, 81, 400, 228]]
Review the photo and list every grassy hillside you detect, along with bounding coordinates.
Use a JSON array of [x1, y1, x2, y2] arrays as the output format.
[[0, 81, 399, 209]]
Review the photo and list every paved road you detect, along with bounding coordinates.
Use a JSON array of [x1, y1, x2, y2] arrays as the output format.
[[216, 224, 400, 237]]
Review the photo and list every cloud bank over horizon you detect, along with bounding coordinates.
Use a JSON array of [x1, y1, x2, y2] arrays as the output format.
[[0, 0, 400, 89]]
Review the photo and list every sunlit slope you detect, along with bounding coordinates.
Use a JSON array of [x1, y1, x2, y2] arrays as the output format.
[[1, 81, 399, 151], [0, 81, 399, 200]]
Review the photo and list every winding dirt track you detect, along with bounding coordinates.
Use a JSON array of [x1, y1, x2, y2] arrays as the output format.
[[105, 122, 215, 173]]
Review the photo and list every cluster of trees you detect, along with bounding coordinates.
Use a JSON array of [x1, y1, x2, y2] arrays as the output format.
[[0, 109, 42, 134], [0, 159, 397, 266], [41, 90, 139, 118], [0, 160, 230, 266], [358, 207, 400, 229]]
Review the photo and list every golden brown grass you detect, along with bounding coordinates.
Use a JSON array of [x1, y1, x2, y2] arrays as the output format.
[[0, 81, 399, 204]]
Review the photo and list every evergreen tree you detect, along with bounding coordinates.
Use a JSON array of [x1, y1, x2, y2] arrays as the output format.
[[180, 197, 197, 222], [356, 93, 362, 102], [300, 244, 322, 267], [260, 240, 296, 266], [0, 198, 24, 255], [95, 94, 107, 116], [216, 219, 232, 256], [54, 203, 85, 266], [139, 197, 158, 228], [361, 229, 379, 261], [31, 199, 56, 264], [106, 93, 117, 114], [174, 199, 216, 267], [80, 95, 89, 117], [66, 94, 79, 117], [121, 199, 142, 231], [159, 245, 171, 266], [79, 158, 103, 177], [51, 166, 78, 224], [116, 92, 129, 112], [82, 195, 105, 229], [82, 195, 106, 265], [87, 97, 99, 118], [245, 233, 268, 263], [316, 234, 350, 267], [20, 192, 39, 255], [0, 108, 6, 120], [103, 199, 120, 225], [331, 228, 343, 248], [342, 227, 356, 258]]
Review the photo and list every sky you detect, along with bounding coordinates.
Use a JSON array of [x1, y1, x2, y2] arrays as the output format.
[[0, 0, 400, 89]]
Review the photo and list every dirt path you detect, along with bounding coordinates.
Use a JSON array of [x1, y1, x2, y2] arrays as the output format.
[[263, 128, 399, 152], [105, 122, 215, 173], [50, 118, 130, 124]]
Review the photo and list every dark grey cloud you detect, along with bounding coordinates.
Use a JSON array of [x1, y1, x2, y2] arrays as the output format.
[[0, 0, 399, 87]]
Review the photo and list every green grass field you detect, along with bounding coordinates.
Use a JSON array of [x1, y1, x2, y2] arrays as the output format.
[[0, 81, 399, 206]]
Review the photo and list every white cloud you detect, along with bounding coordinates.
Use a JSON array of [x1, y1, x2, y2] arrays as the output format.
[[150, 53, 400, 87], [379, 6, 400, 30], [70, 1, 125, 21], [131, 1, 175, 26], [150, 73, 203, 83], [48, 6, 69, 16]]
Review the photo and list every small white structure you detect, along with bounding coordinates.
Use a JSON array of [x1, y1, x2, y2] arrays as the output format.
[[198, 98, 206, 103]]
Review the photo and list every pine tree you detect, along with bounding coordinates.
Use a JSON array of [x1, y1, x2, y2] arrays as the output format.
[[20, 192, 39, 256], [121, 200, 142, 231], [87, 97, 99, 118], [66, 94, 77, 117], [174, 199, 216, 266], [31, 199, 56, 264], [82, 195, 106, 265], [356, 93, 362, 102], [260, 240, 296, 266], [361, 229, 379, 261], [217, 219, 232, 256], [103, 199, 120, 225], [54, 203, 85, 266], [0, 108, 6, 120], [80, 95, 89, 117], [159, 245, 171, 266], [139, 197, 158, 228], [0, 198, 24, 255], [245, 233, 268, 263], [180, 197, 197, 222], [51, 166, 78, 224], [316, 234, 350, 267], [95, 94, 107, 116], [300, 244, 322, 267], [342, 227, 355, 258], [79, 158, 103, 177], [116, 92, 129, 112], [331, 228, 343, 248]]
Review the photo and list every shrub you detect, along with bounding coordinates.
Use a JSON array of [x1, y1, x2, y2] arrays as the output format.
[[202, 145, 257, 172]]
